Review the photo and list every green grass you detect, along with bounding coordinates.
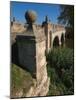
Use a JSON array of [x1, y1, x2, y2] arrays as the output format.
[[11, 64, 35, 97]]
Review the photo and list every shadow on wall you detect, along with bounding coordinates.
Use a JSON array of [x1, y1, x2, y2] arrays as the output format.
[[11, 42, 36, 78], [12, 42, 19, 65]]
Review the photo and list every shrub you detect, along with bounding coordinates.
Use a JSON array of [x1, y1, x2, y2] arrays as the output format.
[[47, 47, 74, 95], [46, 47, 73, 70]]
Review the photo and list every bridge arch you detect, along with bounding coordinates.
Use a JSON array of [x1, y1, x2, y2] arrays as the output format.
[[53, 36, 59, 47]]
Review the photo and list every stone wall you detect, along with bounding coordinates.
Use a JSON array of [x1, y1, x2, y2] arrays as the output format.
[[13, 23, 50, 97], [16, 35, 36, 74], [36, 40, 47, 83]]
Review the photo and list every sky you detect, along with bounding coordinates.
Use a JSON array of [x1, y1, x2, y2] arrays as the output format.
[[10, 1, 61, 24]]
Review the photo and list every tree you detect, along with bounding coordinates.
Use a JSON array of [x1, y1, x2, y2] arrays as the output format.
[[58, 5, 74, 28]]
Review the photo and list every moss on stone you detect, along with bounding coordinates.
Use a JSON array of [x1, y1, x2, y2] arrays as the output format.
[[11, 63, 35, 98]]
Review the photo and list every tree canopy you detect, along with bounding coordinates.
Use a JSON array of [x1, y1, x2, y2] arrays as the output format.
[[58, 5, 74, 28]]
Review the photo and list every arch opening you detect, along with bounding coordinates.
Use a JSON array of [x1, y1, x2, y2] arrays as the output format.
[[53, 36, 59, 47]]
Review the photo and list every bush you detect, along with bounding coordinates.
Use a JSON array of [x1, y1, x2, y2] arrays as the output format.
[[47, 47, 74, 95], [47, 47, 73, 70]]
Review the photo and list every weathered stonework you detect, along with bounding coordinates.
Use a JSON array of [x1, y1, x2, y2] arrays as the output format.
[[26, 77, 50, 97], [15, 23, 50, 96], [11, 10, 66, 97], [16, 35, 36, 74]]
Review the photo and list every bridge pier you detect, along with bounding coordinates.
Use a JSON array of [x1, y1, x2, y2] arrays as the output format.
[[59, 37, 62, 46], [59, 41, 62, 46]]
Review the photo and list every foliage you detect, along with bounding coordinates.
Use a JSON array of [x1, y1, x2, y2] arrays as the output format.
[[58, 5, 74, 28], [58, 5, 74, 39], [47, 47, 74, 96]]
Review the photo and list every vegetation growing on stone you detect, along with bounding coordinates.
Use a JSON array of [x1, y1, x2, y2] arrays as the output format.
[[11, 64, 34, 98]]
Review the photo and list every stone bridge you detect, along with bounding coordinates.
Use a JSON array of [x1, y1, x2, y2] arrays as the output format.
[[11, 11, 66, 81], [11, 17, 66, 54], [42, 16, 66, 53], [11, 10, 66, 97]]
